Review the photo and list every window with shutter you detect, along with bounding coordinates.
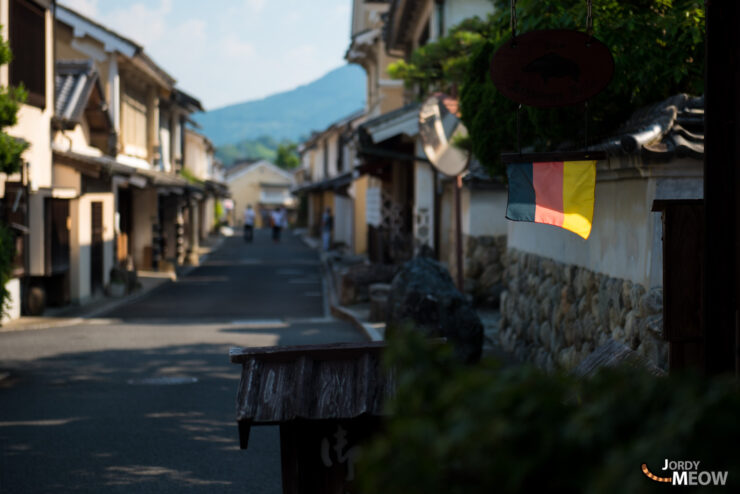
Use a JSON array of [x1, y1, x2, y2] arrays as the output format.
[[9, 0, 46, 109], [121, 86, 148, 157]]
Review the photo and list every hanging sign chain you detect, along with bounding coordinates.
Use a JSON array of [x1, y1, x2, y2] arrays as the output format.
[[584, 101, 589, 147], [586, 0, 593, 39], [510, 0, 517, 43], [516, 104, 522, 154]]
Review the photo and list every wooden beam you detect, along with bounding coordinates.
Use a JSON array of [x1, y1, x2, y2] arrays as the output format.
[[500, 151, 607, 163]]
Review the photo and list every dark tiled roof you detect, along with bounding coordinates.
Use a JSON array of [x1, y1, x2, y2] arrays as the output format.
[[56, 60, 98, 121], [592, 93, 704, 160], [54, 60, 113, 131], [359, 102, 421, 131], [173, 88, 204, 113], [292, 171, 354, 195], [204, 179, 230, 197], [230, 342, 394, 439]]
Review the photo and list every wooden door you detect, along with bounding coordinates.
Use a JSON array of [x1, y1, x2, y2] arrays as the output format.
[[44, 198, 70, 275], [653, 200, 704, 371], [91, 201, 104, 296]]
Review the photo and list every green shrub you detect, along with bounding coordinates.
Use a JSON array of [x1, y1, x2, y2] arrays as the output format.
[[214, 200, 225, 227], [0, 27, 26, 320], [0, 223, 15, 318], [358, 332, 740, 493]]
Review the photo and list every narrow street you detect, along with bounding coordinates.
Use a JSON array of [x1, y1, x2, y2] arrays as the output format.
[[0, 230, 365, 493]]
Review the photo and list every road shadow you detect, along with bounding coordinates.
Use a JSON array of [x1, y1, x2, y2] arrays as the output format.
[[0, 342, 281, 494]]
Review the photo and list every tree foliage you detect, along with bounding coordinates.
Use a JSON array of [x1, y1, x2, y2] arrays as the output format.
[[216, 135, 280, 166], [216, 136, 301, 169], [0, 29, 27, 175], [357, 332, 740, 493], [388, 17, 492, 97], [0, 27, 27, 319], [389, 0, 704, 177], [275, 141, 300, 170]]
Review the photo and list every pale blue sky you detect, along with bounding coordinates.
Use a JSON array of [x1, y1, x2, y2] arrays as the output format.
[[60, 0, 353, 110]]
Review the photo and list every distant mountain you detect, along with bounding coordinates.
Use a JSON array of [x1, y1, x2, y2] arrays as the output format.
[[194, 65, 366, 148], [215, 136, 280, 166]]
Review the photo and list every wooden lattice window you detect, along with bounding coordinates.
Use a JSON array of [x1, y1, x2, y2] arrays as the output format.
[[9, 0, 46, 108]]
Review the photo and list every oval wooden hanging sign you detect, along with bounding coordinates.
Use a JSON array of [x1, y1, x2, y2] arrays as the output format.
[[490, 29, 614, 108]]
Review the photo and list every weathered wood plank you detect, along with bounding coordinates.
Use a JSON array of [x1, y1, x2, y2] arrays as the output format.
[[573, 340, 666, 377], [230, 341, 386, 363]]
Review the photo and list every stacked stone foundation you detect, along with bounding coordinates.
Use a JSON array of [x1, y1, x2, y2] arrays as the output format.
[[499, 249, 667, 371], [462, 234, 507, 307]]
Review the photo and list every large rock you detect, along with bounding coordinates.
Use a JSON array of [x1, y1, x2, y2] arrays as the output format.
[[386, 256, 484, 363]]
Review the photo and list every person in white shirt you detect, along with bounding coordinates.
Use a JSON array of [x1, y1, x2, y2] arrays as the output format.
[[270, 207, 287, 243], [243, 204, 255, 243]]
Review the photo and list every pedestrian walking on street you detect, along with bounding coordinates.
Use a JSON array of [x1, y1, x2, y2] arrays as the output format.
[[271, 207, 287, 243], [243, 204, 255, 243], [321, 207, 333, 251]]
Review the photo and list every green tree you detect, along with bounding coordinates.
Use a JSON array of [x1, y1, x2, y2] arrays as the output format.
[[389, 0, 704, 177], [275, 141, 300, 170], [0, 28, 28, 319]]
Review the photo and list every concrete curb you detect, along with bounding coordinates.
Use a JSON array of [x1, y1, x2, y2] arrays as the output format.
[[0, 281, 166, 333], [313, 241, 382, 343]]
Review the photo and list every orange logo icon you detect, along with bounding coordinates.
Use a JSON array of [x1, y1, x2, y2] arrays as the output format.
[[642, 464, 672, 483]]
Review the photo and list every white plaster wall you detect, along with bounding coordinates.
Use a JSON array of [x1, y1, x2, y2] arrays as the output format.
[[184, 130, 208, 179], [160, 121, 171, 172], [333, 195, 353, 248], [413, 160, 435, 250], [468, 189, 508, 236], [13, 108, 52, 191], [202, 197, 215, 237], [7, 6, 54, 191], [326, 133, 339, 177], [1, 278, 21, 324], [314, 143, 326, 181], [507, 178, 656, 287], [52, 121, 103, 158], [70, 193, 115, 302]]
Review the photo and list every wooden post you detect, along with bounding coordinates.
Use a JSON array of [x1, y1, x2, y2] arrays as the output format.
[[455, 173, 464, 292], [704, 1, 740, 375]]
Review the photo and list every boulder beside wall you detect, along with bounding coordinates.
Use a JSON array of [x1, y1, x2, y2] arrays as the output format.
[[386, 256, 484, 363]]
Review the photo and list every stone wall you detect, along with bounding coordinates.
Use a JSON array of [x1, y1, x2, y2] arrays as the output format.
[[499, 249, 667, 371], [462, 234, 507, 308]]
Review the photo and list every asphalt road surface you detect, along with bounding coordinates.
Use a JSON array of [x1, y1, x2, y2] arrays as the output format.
[[0, 229, 366, 493]]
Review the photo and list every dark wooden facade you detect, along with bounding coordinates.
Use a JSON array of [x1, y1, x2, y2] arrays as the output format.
[[653, 200, 705, 371], [704, 1, 740, 375]]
